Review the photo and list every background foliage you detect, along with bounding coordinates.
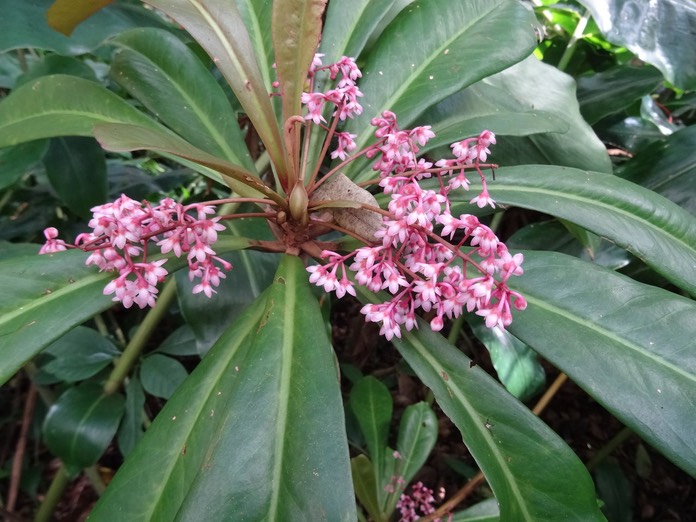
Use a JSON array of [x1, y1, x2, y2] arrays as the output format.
[[0, 0, 694, 521]]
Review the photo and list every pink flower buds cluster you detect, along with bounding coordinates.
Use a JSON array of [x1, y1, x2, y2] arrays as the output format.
[[396, 481, 442, 522], [39, 195, 230, 308], [304, 59, 526, 339]]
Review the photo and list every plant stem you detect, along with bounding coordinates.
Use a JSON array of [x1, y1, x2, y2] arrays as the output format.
[[557, 9, 591, 72], [422, 471, 485, 522], [84, 466, 106, 496], [33, 465, 70, 522], [586, 426, 634, 472], [103, 278, 177, 395], [532, 372, 568, 415], [447, 314, 465, 345]]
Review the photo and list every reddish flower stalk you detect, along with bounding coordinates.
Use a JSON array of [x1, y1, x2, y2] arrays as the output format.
[[40, 54, 526, 335]]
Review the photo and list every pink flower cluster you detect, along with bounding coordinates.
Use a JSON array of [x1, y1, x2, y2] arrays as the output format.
[[301, 55, 362, 160], [307, 117, 526, 339], [396, 482, 443, 522], [39, 195, 231, 308]]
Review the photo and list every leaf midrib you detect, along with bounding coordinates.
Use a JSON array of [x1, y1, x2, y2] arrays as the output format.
[[493, 182, 696, 258], [404, 330, 534, 521], [353, 0, 503, 151], [114, 43, 240, 164]]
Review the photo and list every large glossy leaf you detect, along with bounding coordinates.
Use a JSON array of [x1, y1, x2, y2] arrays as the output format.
[[0, 75, 163, 148], [449, 165, 696, 296], [0, 140, 48, 191], [43, 382, 125, 476], [321, 0, 398, 63], [0, 0, 168, 55], [90, 256, 356, 521], [92, 123, 278, 202], [414, 56, 609, 174], [578, 0, 696, 90], [615, 125, 696, 215], [343, 0, 538, 173], [417, 57, 568, 146], [0, 238, 248, 386], [375, 309, 604, 520], [506, 251, 696, 476], [0, 247, 113, 386], [235, 0, 274, 89], [576, 64, 663, 125], [142, 0, 286, 176], [15, 54, 98, 87], [423, 57, 611, 174], [110, 28, 254, 170], [44, 136, 108, 219]]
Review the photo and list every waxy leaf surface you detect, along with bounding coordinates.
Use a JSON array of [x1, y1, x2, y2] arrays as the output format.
[[506, 251, 696, 476], [381, 313, 604, 521], [90, 256, 355, 521], [452, 165, 696, 295]]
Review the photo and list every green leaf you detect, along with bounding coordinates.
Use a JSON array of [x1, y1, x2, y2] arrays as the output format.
[[140, 354, 189, 399], [16, 54, 98, 88], [615, 125, 696, 215], [350, 375, 393, 502], [43, 382, 125, 476], [0, 140, 48, 191], [351, 454, 382, 521], [467, 320, 545, 402], [142, 0, 286, 176], [507, 220, 631, 271], [235, 0, 275, 90], [91, 255, 356, 520], [110, 28, 254, 170], [40, 326, 120, 383], [594, 461, 633, 522], [600, 116, 664, 153], [44, 137, 108, 219], [383, 316, 605, 520], [321, 0, 401, 62], [453, 165, 696, 295], [0, 0, 170, 55], [93, 123, 277, 202], [156, 324, 198, 356], [0, 75, 163, 148], [0, 246, 113, 386], [427, 57, 610, 174], [344, 0, 538, 172], [451, 498, 500, 521], [578, 0, 696, 90], [506, 251, 696, 477], [117, 376, 146, 457], [176, 220, 278, 355], [576, 64, 663, 124], [417, 57, 570, 152], [394, 402, 437, 486]]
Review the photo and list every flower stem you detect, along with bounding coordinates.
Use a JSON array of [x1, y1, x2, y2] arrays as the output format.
[[33, 464, 70, 522], [557, 9, 590, 72], [103, 278, 177, 396]]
